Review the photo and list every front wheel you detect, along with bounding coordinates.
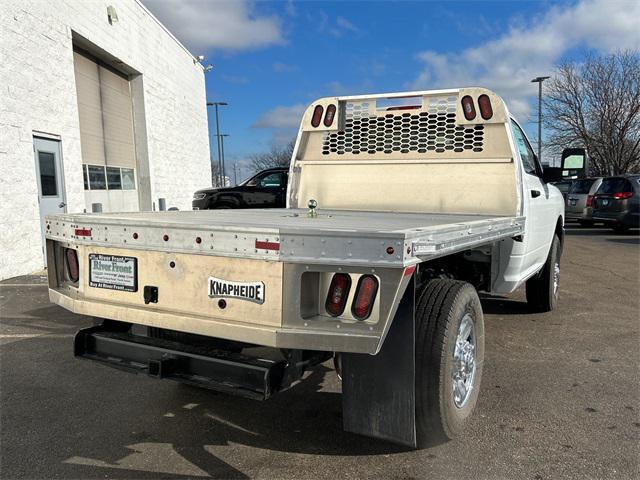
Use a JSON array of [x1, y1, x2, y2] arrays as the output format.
[[415, 279, 484, 446], [526, 234, 561, 312]]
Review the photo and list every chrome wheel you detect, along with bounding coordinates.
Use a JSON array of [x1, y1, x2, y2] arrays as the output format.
[[553, 261, 560, 295], [452, 313, 476, 408]]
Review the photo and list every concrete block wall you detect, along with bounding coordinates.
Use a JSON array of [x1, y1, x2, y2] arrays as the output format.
[[0, 0, 210, 280]]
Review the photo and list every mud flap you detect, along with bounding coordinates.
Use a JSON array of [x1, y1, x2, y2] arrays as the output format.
[[341, 277, 416, 447]]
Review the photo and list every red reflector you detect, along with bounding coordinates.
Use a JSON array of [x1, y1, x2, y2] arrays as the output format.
[[352, 275, 378, 320], [613, 191, 633, 199], [461, 95, 476, 121], [586, 195, 594, 207], [311, 105, 324, 127], [324, 104, 337, 127], [255, 240, 280, 251], [477, 94, 493, 120], [75, 228, 91, 237], [404, 265, 416, 277], [65, 248, 79, 283], [325, 273, 352, 317]]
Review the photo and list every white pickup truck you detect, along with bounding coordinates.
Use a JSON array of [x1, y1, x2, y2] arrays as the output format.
[[45, 87, 565, 447]]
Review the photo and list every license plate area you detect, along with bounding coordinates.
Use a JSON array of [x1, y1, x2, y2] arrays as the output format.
[[89, 254, 138, 292]]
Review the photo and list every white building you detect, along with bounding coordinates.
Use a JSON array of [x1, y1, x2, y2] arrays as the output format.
[[1, 0, 211, 280]]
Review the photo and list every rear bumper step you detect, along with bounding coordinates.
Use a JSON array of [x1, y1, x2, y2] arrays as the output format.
[[74, 324, 323, 400]]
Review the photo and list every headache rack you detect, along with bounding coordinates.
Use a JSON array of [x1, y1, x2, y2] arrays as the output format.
[[46, 209, 524, 267]]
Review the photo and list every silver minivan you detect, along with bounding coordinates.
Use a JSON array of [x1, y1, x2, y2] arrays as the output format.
[[566, 177, 603, 226]]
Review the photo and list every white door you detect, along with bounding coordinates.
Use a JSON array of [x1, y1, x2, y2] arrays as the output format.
[[510, 120, 555, 275], [34, 136, 66, 263]]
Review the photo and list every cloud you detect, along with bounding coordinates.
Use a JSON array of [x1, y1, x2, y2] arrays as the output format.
[[143, 0, 285, 52], [272, 62, 298, 73], [252, 104, 306, 129], [252, 104, 306, 148], [335, 16, 358, 33], [409, 0, 640, 120], [309, 11, 360, 38], [221, 74, 249, 85]]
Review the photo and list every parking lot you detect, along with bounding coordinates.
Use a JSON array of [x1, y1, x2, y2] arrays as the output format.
[[1, 225, 638, 480]]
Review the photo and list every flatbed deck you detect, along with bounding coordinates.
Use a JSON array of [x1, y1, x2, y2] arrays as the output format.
[[46, 209, 525, 267]]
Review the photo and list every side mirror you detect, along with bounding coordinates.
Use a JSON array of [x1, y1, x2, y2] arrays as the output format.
[[560, 148, 588, 178], [246, 180, 258, 187], [542, 166, 563, 184]]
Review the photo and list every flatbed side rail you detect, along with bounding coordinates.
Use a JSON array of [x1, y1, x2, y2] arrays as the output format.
[[411, 216, 525, 260], [46, 213, 525, 268]]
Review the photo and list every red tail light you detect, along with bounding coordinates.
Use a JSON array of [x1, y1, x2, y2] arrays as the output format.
[[324, 104, 337, 127], [352, 275, 379, 321], [66, 248, 79, 283], [613, 191, 633, 199], [325, 273, 351, 317], [311, 105, 324, 128], [477, 94, 493, 120], [75, 228, 92, 237], [461, 95, 476, 121], [586, 195, 594, 207]]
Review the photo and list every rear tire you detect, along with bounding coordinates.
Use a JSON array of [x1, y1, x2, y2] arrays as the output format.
[[526, 234, 561, 312], [415, 279, 484, 446], [612, 224, 630, 233]]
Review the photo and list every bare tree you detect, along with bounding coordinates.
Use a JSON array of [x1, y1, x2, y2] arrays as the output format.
[[544, 51, 640, 176], [210, 159, 223, 187], [248, 139, 295, 173]]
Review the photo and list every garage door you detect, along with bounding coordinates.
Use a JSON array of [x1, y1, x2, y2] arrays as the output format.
[[73, 50, 139, 212]]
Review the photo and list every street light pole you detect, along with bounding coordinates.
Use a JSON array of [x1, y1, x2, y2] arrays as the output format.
[[531, 76, 550, 164], [219, 133, 229, 186], [206, 101, 228, 186]]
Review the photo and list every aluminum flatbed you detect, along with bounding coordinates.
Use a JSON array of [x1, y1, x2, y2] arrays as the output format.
[[46, 209, 525, 268]]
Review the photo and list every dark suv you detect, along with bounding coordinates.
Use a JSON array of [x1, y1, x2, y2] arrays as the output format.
[[592, 175, 640, 232], [192, 167, 289, 210]]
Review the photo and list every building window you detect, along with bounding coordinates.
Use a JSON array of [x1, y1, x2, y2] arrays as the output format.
[[106, 167, 122, 190], [83, 165, 136, 191], [121, 168, 135, 190], [82, 164, 89, 190], [87, 165, 106, 190]]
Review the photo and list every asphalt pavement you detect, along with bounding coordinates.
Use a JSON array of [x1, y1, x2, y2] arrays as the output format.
[[1, 224, 638, 479]]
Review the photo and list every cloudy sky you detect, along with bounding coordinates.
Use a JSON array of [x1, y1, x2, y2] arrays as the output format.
[[144, 0, 639, 180]]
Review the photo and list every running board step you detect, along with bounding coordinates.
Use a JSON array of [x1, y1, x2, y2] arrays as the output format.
[[74, 324, 293, 400]]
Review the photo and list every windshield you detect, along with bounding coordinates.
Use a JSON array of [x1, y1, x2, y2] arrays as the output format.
[[598, 178, 632, 194]]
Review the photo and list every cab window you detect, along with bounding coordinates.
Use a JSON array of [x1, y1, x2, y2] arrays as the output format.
[[511, 120, 539, 176], [259, 172, 284, 188]]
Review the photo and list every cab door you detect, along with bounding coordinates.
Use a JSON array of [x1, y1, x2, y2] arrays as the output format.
[[510, 120, 557, 275]]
